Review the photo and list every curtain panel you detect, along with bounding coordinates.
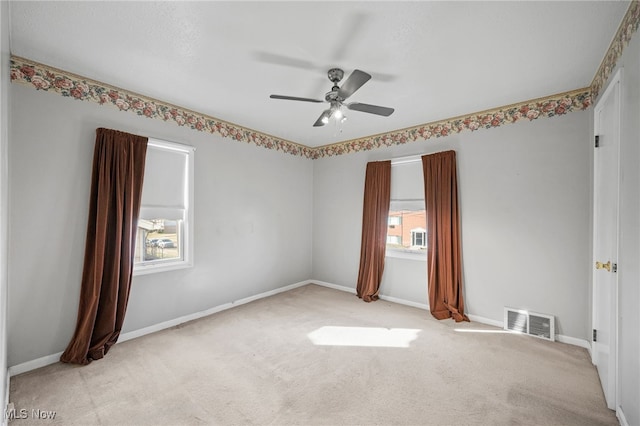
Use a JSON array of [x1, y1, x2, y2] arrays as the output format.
[[61, 128, 148, 365], [356, 161, 391, 302], [422, 151, 469, 322]]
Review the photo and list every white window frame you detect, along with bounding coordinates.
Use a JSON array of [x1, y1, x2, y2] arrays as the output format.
[[386, 155, 426, 262], [134, 138, 194, 275]]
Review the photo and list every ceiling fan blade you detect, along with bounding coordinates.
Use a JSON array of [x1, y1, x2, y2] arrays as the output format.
[[338, 69, 371, 100], [347, 102, 394, 117], [331, 13, 368, 62], [253, 51, 317, 70], [313, 110, 331, 127], [270, 94, 323, 103]]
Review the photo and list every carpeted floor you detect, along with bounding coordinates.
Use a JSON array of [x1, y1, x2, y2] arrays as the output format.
[[9, 284, 617, 425]]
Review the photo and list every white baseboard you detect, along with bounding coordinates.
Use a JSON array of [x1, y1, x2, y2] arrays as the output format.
[[314, 281, 509, 328], [8, 352, 63, 377], [311, 280, 431, 310], [310, 280, 356, 294], [120, 279, 313, 343], [463, 315, 590, 349], [313, 281, 501, 327], [467, 314, 503, 328], [9, 279, 314, 376], [379, 294, 429, 311], [312, 280, 592, 350], [556, 334, 591, 350], [617, 406, 629, 426]]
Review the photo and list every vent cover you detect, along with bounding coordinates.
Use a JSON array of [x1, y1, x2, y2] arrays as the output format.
[[504, 308, 555, 341]]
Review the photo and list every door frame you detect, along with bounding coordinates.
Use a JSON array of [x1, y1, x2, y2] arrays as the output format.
[[591, 67, 622, 411]]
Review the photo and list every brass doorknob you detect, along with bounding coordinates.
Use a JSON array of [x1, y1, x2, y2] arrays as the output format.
[[595, 261, 611, 272]]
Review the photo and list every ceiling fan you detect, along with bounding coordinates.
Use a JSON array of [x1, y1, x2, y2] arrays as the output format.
[[270, 68, 394, 127]]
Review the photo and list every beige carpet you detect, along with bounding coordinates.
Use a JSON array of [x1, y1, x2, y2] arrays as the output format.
[[9, 284, 617, 425]]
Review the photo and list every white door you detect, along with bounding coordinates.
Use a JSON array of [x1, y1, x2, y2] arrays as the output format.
[[592, 69, 620, 411]]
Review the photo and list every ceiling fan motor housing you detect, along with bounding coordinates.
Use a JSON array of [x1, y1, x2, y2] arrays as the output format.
[[327, 68, 344, 83]]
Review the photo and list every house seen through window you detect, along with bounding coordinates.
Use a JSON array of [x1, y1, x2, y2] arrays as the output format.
[[386, 156, 427, 257], [386, 203, 427, 252]]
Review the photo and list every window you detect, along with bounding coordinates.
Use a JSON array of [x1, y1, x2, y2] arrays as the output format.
[[411, 228, 426, 247], [388, 216, 401, 226], [386, 235, 401, 245], [134, 138, 194, 275], [386, 156, 427, 259]]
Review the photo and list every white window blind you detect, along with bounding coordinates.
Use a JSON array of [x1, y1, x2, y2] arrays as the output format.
[[140, 142, 189, 220], [390, 158, 424, 202]]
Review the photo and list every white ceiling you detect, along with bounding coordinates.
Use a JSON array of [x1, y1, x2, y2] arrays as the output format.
[[9, 1, 630, 148]]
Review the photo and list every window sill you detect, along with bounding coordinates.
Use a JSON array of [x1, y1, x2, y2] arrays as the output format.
[[385, 249, 426, 261], [133, 260, 192, 276]]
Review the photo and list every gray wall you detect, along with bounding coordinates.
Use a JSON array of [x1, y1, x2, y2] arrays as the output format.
[[597, 30, 640, 426], [7, 84, 314, 366], [313, 111, 591, 340]]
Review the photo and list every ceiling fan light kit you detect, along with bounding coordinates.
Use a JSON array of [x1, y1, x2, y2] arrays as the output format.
[[270, 68, 394, 127]]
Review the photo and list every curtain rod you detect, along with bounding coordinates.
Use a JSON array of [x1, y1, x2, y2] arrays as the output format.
[[390, 154, 422, 165], [148, 137, 196, 152]]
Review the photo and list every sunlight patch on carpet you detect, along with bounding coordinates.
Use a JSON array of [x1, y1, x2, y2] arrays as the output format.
[[307, 326, 420, 348]]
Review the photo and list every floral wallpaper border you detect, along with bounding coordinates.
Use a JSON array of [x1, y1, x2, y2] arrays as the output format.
[[312, 89, 591, 158], [591, 0, 640, 99], [10, 55, 594, 160], [10, 1, 639, 159], [10, 56, 315, 159], [12, 0, 639, 162]]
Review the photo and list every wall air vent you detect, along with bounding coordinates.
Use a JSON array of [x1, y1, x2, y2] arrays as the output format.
[[504, 307, 555, 342]]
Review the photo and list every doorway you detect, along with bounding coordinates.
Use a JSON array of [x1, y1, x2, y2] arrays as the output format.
[[592, 68, 621, 411]]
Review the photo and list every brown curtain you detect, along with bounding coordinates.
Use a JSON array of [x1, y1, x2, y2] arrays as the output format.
[[356, 161, 391, 302], [61, 128, 148, 365], [422, 151, 469, 322]]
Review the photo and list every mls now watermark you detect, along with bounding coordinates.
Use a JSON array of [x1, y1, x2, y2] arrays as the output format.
[[5, 407, 57, 421]]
